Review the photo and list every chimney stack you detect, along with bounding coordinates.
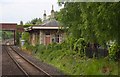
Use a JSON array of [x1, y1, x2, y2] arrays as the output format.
[[43, 10, 46, 22], [51, 5, 54, 19]]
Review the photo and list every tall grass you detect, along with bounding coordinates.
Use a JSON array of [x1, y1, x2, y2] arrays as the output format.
[[36, 49, 118, 75], [23, 41, 118, 75]]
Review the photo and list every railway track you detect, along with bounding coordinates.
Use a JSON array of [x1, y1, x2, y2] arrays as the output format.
[[4, 45, 52, 77]]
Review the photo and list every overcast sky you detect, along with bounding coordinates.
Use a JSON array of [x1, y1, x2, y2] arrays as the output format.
[[0, 0, 63, 24]]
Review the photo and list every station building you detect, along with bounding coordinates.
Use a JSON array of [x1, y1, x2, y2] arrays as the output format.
[[25, 6, 67, 46]]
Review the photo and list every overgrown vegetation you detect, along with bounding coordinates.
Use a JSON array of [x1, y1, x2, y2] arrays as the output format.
[[22, 33, 119, 75], [21, 2, 119, 75], [22, 41, 118, 75], [25, 18, 42, 25], [2, 31, 14, 40]]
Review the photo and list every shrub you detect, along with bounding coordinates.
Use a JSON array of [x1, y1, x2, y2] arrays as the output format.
[[109, 43, 120, 61]]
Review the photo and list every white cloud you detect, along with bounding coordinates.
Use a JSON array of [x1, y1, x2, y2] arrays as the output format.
[[1, 0, 49, 4], [0, 5, 2, 23], [0, 0, 63, 24]]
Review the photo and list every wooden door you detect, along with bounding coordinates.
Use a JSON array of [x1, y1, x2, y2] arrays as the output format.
[[45, 35, 50, 45]]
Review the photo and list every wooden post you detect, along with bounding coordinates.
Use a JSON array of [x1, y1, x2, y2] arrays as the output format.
[[14, 30, 16, 45]]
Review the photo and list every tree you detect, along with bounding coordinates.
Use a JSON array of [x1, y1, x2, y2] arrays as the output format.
[[20, 21, 23, 25], [25, 18, 42, 25], [22, 32, 30, 44], [58, 2, 120, 47]]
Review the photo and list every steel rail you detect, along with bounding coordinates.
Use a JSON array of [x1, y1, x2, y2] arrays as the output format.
[[10, 46, 52, 77], [4, 45, 29, 77]]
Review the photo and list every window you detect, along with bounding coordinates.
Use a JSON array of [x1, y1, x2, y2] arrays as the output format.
[[54, 34, 59, 43], [45, 31, 50, 35], [52, 34, 60, 43]]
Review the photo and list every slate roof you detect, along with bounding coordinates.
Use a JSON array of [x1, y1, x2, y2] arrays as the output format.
[[42, 19, 61, 27]]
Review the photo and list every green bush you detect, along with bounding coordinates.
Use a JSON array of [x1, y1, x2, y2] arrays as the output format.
[[22, 37, 118, 75], [108, 43, 120, 60]]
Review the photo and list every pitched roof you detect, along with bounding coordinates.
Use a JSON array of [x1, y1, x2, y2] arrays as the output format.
[[42, 19, 61, 27]]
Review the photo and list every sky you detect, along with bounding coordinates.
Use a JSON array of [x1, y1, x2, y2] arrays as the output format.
[[0, 0, 63, 24]]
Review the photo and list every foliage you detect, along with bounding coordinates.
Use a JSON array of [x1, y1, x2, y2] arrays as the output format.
[[33, 44, 118, 75], [56, 2, 120, 60], [58, 2, 120, 48], [22, 2, 120, 75], [23, 40, 118, 75], [23, 24, 33, 28], [25, 18, 42, 25], [16, 31, 20, 45], [109, 42, 120, 60], [2, 31, 13, 40], [0, 30, 2, 40], [20, 21, 23, 25], [22, 32, 30, 44]]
